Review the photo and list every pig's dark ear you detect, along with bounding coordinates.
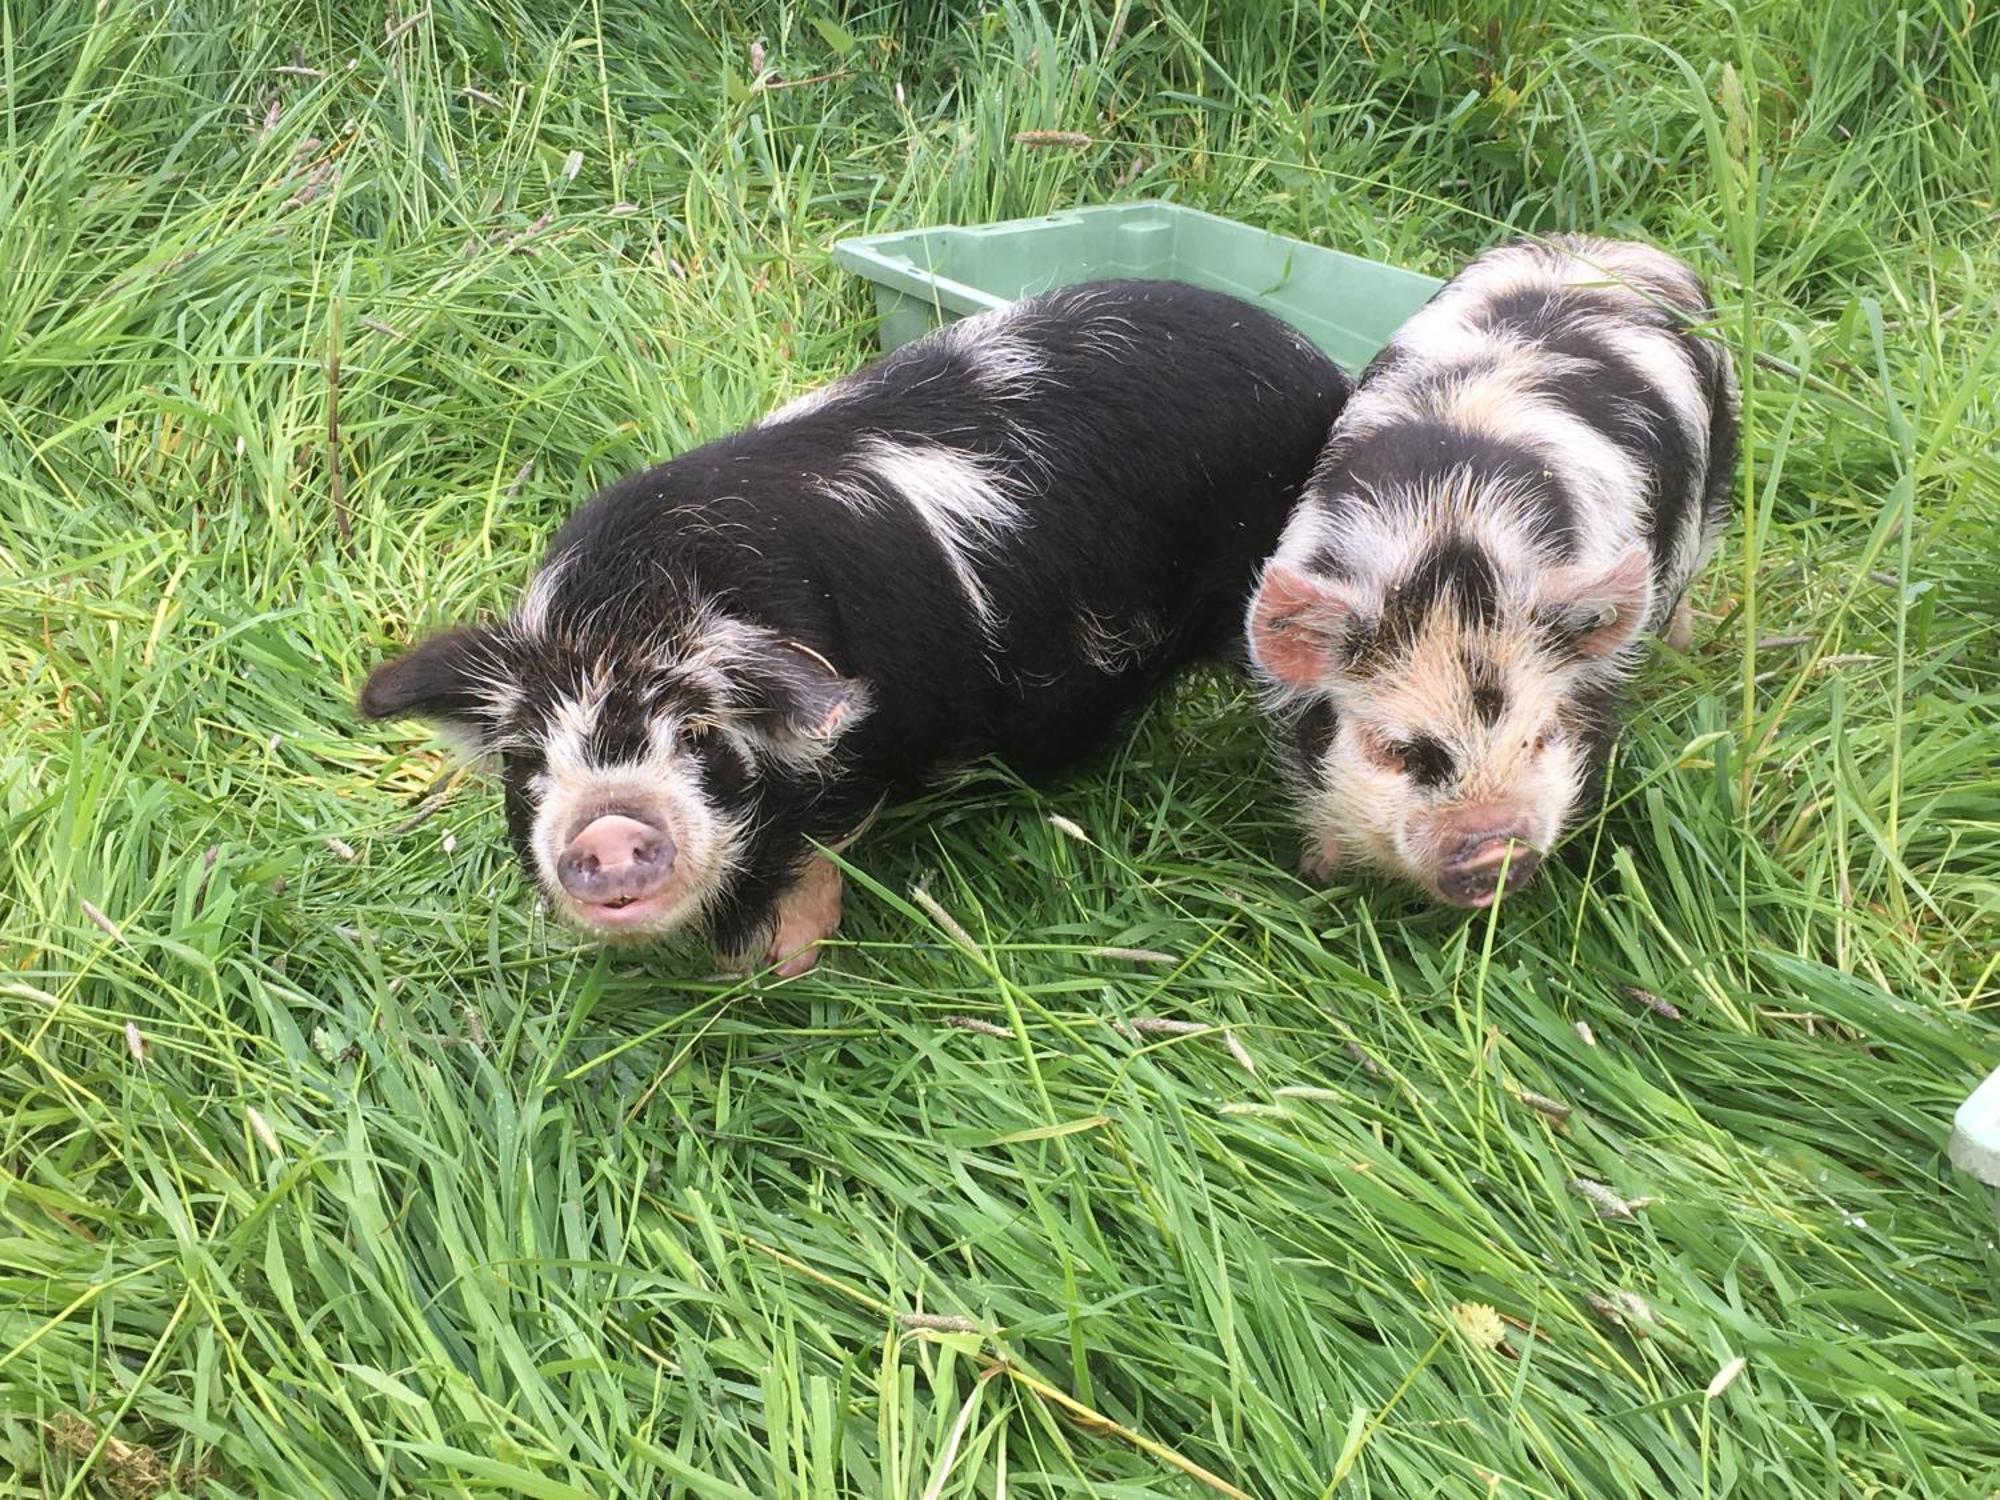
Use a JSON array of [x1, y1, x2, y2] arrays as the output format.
[[738, 639, 872, 758], [358, 626, 503, 728], [1247, 564, 1360, 692], [1536, 547, 1653, 659]]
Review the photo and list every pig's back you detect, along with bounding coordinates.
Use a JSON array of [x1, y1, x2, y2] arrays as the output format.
[[1306, 237, 1734, 627], [547, 281, 1347, 785]]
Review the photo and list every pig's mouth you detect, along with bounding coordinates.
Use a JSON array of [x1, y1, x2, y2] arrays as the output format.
[[561, 889, 682, 933], [1430, 836, 1545, 909]]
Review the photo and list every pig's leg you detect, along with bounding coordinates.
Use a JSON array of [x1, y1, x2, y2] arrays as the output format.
[[1665, 597, 1695, 652], [762, 855, 843, 978]]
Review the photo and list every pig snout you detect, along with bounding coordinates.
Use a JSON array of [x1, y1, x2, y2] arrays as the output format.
[[557, 814, 678, 907], [1434, 809, 1542, 907]]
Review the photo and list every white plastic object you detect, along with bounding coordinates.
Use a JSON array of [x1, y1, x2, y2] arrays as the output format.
[[1948, 1063, 2000, 1192]]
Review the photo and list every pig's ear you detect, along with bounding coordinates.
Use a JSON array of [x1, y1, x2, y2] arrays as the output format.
[[1536, 547, 1653, 658], [738, 639, 873, 757], [357, 626, 505, 730], [1247, 564, 1360, 692]]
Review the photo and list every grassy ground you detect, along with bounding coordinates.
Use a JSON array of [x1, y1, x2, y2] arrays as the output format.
[[2, 0, 1996, 1494]]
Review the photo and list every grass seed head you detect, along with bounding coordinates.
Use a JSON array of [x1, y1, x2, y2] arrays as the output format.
[[910, 884, 980, 955], [1085, 946, 1174, 963], [1515, 1089, 1573, 1123], [1706, 1355, 1748, 1398], [1047, 813, 1090, 842], [1118, 1016, 1207, 1038], [82, 898, 124, 942], [1570, 1177, 1646, 1220], [943, 1014, 1011, 1039], [897, 1311, 980, 1334], [1625, 986, 1683, 1020], [1014, 130, 1093, 149], [246, 1106, 280, 1156]]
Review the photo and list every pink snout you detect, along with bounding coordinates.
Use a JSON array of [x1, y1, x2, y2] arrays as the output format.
[[1434, 808, 1542, 908], [557, 814, 677, 908]]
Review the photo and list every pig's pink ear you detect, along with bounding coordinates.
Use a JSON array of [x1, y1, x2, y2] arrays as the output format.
[[1247, 564, 1357, 691], [1537, 546, 1653, 658]]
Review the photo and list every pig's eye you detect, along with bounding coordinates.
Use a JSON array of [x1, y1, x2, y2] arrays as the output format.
[[1395, 735, 1455, 789], [1361, 731, 1405, 774], [1365, 731, 1453, 788]]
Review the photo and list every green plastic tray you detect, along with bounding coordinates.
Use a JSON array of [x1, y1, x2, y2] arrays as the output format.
[[832, 200, 1443, 372]]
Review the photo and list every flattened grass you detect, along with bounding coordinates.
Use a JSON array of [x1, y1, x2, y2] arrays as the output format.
[[1, 1, 1995, 1494]]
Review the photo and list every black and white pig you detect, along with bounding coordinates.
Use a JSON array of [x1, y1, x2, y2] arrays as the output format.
[[360, 280, 1348, 972], [1244, 234, 1738, 908]]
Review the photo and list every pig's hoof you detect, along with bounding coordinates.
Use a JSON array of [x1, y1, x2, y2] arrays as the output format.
[[1299, 838, 1342, 884], [1665, 599, 1695, 653], [769, 943, 822, 979], [763, 856, 843, 978]]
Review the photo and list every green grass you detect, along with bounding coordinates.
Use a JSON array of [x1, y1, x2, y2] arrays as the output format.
[[2, 0, 1997, 1494]]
